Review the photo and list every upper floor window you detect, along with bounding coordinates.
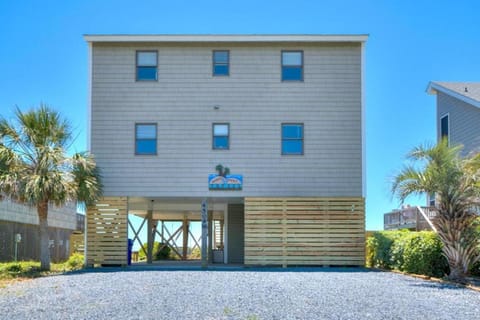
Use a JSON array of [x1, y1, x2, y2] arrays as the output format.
[[136, 51, 158, 81], [428, 192, 436, 207], [213, 50, 229, 76], [440, 114, 449, 143], [135, 124, 157, 155], [282, 123, 304, 155], [282, 51, 303, 81], [213, 123, 229, 149]]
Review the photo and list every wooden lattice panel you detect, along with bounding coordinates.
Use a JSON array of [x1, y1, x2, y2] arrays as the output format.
[[86, 197, 128, 266], [245, 197, 365, 266]]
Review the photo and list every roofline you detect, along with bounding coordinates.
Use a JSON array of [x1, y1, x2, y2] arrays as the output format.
[[427, 81, 480, 109], [83, 34, 368, 43]]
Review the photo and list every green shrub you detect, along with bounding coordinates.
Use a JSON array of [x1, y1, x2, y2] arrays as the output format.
[[366, 230, 407, 269], [392, 231, 448, 277], [138, 242, 173, 261], [6, 263, 23, 273], [367, 230, 449, 277], [154, 243, 171, 260], [65, 253, 84, 271], [470, 260, 480, 276]]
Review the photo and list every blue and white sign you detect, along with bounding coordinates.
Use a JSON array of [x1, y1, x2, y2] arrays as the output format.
[[208, 174, 243, 190]]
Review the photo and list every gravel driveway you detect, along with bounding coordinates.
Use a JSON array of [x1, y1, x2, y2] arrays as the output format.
[[0, 267, 479, 319]]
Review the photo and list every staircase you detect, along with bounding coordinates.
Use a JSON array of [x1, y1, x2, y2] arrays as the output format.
[[213, 220, 224, 249]]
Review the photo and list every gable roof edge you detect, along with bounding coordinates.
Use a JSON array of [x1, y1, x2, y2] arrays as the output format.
[[427, 81, 480, 109]]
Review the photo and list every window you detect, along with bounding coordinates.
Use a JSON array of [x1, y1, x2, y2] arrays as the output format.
[[440, 114, 449, 143], [213, 123, 229, 149], [213, 51, 229, 76], [135, 124, 157, 155], [428, 192, 436, 207], [136, 51, 157, 81], [282, 51, 303, 81], [282, 123, 304, 155]]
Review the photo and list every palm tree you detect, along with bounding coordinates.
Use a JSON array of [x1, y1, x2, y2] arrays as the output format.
[[392, 139, 480, 280], [0, 105, 102, 270]]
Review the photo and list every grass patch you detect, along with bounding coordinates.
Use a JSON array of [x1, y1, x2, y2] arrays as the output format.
[[0, 254, 85, 287]]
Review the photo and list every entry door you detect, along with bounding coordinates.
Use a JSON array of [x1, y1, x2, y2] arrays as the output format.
[[227, 204, 244, 264]]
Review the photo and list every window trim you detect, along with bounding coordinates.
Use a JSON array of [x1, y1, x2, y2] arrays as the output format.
[[136, 50, 158, 81], [212, 50, 230, 77], [281, 123, 304, 155], [212, 123, 230, 150], [281, 50, 304, 82], [440, 113, 449, 144], [135, 123, 157, 155]]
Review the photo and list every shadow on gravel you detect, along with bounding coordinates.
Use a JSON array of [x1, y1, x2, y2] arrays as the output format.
[[407, 281, 467, 291], [63, 266, 380, 276]]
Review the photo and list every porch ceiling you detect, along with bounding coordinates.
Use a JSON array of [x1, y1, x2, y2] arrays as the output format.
[[127, 196, 242, 220]]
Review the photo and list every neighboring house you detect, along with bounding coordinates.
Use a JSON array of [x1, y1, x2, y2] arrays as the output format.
[[383, 205, 436, 231], [427, 81, 480, 206], [0, 199, 80, 262], [84, 34, 367, 267], [385, 82, 480, 231], [427, 82, 480, 155]]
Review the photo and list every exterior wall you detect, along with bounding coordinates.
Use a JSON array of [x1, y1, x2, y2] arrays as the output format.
[[227, 204, 244, 264], [90, 42, 363, 198], [244, 197, 365, 266], [0, 200, 77, 230], [437, 92, 480, 156]]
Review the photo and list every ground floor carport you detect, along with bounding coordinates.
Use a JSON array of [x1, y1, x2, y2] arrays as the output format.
[[85, 197, 365, 267]]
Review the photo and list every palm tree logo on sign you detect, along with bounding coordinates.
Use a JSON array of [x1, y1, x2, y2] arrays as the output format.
[[208, 164, 242, 190]]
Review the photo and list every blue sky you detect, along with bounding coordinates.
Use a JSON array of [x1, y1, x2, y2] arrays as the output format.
[[1, 0, 479, 232]]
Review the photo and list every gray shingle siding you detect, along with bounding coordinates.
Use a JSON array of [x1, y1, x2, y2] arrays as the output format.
[[437, 91, 480, 156], [90, 42, 363, 198]]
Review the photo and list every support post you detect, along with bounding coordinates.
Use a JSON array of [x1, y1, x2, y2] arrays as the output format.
[[208, 210, 213, 263], [201, 199, 208, 269], [182, 217, 189, 260], [161, 221, 164, 244], [147, 203, 153, 264]]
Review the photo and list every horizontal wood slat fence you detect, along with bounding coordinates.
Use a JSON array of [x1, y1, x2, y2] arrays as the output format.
[[245, 197, 365, 266], [86, 197, 128, 266]]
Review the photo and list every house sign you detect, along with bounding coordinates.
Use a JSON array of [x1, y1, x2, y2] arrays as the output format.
[[209, 164, 242, 190], [208, 174, 243, 190]]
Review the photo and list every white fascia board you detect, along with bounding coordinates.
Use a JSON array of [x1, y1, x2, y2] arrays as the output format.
[[427, 82, 480, 109], [83, 34, 368, 43]]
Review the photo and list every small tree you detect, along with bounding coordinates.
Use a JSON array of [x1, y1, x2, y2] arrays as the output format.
[[392, 140, 480, 280], [0, 105, 102, 270]]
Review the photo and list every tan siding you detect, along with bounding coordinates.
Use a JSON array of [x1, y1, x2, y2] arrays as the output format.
[[91, 42, 362, 197]]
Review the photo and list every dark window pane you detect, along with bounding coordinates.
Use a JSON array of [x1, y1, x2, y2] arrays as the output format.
[[282, 67, 303, 81], [441, 115, 449, 139], [214, 51, 229, 63], [282, 140, 303, 155], [282, 125, 303, 139], [213, 136, 229, 149], [136, 140, 156, 154], [214, 65, 229, 76], [137, 67, 157, 80]]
